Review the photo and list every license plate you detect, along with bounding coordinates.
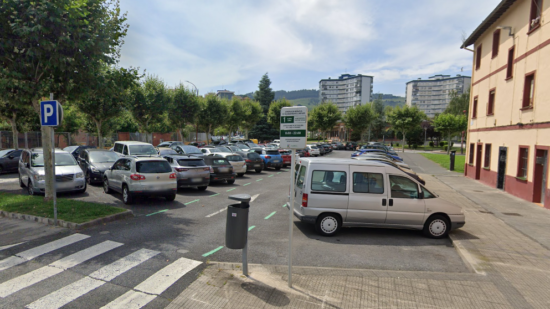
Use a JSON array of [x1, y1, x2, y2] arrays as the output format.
[[273, 160, 279, 163], [191, 178, 202, 183], [254, 164, 260, 167], [219, 168, 229, 173]]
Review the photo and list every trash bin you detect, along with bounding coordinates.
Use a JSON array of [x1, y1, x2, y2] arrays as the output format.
[[450, 150, 456, 171], [226, 194, 251, 249]]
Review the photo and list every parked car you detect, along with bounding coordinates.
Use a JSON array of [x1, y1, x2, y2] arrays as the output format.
[[233, 143, 251, 151], [352, 156, 425, 185], [306, 145, 320, 157], [238, 151, 264, 173], [320, 144, 332, 153], [227, 145, 243, 153], [162, 155, 210, 190], [200, 147, 223, 156], [278, 149, 292, 167], [113, 141, 158, 157], [215, 146, 234, 153], [358, 145, 403, 161], [351, 149, 386, 158], [156, 141, 183, 148], [0, 149, 22, 174], [202, 156, 236, 184], [296, 148, 310, 157], [157, 148, 180, 156], [19, 148, 86, 195], [260, 149, 283, 170], [345, 142, 358, 150], [217, 153, 247, 177], [292, 158, 464, 238], [172, 145, 204, 157], [188, 142, 207, 148], [103, 157, 177, 204], [63, 146, 96, 159], [78, 149, 120, 184]]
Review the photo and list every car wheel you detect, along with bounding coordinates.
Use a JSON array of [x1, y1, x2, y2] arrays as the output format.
[[315, 213, 341, 237], [122, 185, 133, 205], [238, 173, 244, 177], [19, 174, 25, 188], [197, 186, 207, 191], [103, 178, 112, 194], [423, 215, 450, 239], [255, 169, 261, 173], [27, 181, 36, 196], [275, 167, 281, 170], [227, 179, 235, 185], [165, 194, 176, 202]]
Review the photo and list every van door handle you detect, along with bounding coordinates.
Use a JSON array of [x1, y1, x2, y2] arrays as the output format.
[[389, 199, 393, 206], [382, 199, 386, 206]]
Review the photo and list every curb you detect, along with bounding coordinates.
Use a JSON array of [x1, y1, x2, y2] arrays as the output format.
[[0, 209, 134, 230], [448, 235, 486, 275]]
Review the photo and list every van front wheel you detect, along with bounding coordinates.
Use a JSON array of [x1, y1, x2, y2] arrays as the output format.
[[423, 215, 450, 239], [315, 213, 341, 236]]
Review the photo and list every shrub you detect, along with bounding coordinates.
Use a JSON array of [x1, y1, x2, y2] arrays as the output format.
[[413, 144, 418, 149], [396, 143, 400, 147], [429, 141, 434, 147], [439, 141, 445, 147]]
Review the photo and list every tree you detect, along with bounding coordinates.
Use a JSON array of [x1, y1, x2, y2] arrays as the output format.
[[197, 96, 228, 139], [240, 100, 263, 139], [344, 104, 375, 143], [267, 98, 292, 128], [386, 105, 426, 152], [225, 98, 247, 136], [370, 96, 386, 141], [0, 0, 128, 200], [254, 73, 275, 114], [0, 98, 34, 149], [168, 84, 201, 141], [56, 102, 83, 146], [74, 66, 140, 148], [433, 114, 468, 154], [308, 108, 318, 138], [129, 75, 169, 140], [312, 102, 341, 140], [444, 89, 470, 116]]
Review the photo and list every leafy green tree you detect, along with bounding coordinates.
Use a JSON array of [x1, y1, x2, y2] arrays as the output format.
[[444, 89, 470, 116], [433, 114, 468, 154], [225, 98, 247, 136], [197, 96, 228, 139], [312, 102, 341, 140], [267, 98, 292, 128], [129, 75, 170, 139], [344, 104, 375, 143], [370, 96, 386, 141], [0, 0, 128, 199], [308, 108, 318, 138], [241, 100, 263, 139], [0, 98, 34, 149], [254, 73, 275, 114], [386, 105, 426, 152], [168, 84, 201, 141]]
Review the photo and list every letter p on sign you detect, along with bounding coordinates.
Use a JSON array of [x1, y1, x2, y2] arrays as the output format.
[[40, 100, 61, 127]]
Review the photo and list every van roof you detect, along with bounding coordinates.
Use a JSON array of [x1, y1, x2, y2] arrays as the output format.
[[114, 141, 152, 145], [297, 158, 389, 167]]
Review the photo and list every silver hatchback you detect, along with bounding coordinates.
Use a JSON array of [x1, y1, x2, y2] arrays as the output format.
[[163, 155, 210, 190]]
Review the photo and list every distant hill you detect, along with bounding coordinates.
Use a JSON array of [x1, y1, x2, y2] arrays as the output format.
[[373, 93, 405, 107]]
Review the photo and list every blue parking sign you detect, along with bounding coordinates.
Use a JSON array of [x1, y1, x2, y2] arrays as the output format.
[[40, 100, 62, 126]]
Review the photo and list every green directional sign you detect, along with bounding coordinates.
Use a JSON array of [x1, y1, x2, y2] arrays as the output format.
[[280, 130, 306, 137], [281, 116, 294, 124]]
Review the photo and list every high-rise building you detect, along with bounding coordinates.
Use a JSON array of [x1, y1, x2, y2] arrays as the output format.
[[319, 74, 373, 114], [405, 75, 471, 118], [216, 90, 234, 100]]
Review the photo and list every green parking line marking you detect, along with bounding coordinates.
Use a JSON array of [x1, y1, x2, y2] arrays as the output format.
[[268, 175, 274, 177], [202, 246, 224, 257], [264, 211, 276, 219], [209, 193, 219, 197], [256, 179, 263, 182], [283, 203, 287, 207], [146, 209, 168, 216], [243, 183, 251, 186], [227, 188, 236, 192], [248, 226, 256, 231], [277, 172, 281, 174], [184, 199, 200, 205]]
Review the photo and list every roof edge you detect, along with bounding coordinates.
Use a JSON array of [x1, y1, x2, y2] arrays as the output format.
[[461, 0, 517, 48]]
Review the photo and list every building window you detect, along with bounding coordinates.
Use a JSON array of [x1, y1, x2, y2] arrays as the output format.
[[476, 45, 482, 70], [487, 89, 495, 115], [522, 73, 535, 108], [484, 144, 491, 168], [469, 144, 475, 164], [472, 96, 478, 118], [529, 0, 543, 31], [517, 147, 529, 178], [506, 46, 515, 79], [492, 29, 500, 58]]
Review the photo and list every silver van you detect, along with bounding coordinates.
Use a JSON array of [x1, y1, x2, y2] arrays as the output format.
[[293, 158, 465, 238], [113, 141, 159, 157], [18, 148, 86, 195]]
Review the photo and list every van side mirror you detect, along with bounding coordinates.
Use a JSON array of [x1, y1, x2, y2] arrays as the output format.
[[418, 191, 424, 199]]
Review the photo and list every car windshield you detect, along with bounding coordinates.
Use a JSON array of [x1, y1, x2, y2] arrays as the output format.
[[236, 144, 250, 150], [226, 155, 244, 162], [136, 161, 172, 173], [32, 153, 77, 167], [129, 145, 157, 155], [0, 149, 14, 157], [180, 146, 202, 154], [217, 147, 231, 152], [63, 146, 78, 153], [177, 159, 206, 167], [89, 151, 119, 163], [159, 149, 179, 156]]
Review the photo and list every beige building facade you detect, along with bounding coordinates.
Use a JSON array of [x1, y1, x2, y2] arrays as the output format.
[[462, 0, 550, 207]]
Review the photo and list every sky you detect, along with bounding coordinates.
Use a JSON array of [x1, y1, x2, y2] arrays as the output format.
[[118, 0, 501, 97]]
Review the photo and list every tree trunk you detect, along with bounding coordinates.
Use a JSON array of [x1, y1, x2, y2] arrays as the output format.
[[94, 119, 104, 149], [41, 125, 55, 201], [402, 130, 406, 153], [8, 118, 18, 150]]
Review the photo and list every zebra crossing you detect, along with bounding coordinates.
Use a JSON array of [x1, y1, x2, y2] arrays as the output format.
[[0, 233, 203, 309]]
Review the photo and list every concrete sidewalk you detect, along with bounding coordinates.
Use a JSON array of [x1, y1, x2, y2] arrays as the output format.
[[167, 154, 550, 308]]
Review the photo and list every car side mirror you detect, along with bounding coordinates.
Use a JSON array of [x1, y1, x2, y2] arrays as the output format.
[[418, 191, 424, 199], [8, 155, 14, 159]]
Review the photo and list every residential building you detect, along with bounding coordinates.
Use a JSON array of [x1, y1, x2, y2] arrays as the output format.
[[216, 90, 234, 100], [405, 75, 471, 118], [462, 0, 550, 207], [319, 74, 373, 114]]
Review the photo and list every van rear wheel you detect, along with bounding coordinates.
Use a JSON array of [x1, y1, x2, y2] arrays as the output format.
[[315, 214, 341, 236]]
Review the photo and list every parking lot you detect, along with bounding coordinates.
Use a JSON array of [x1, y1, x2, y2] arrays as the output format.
[[0, 150, 468, 272]]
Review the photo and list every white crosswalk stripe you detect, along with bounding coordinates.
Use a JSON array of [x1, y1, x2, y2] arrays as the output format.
[[0, 233, 89, 272], [26, 249, 159, 309], [101, 257, 202, 309], [0, 240, 122, 298], [0, 242, 25, 252]]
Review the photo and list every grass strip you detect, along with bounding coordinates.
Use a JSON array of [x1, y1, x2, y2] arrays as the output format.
[[264, 211, 276, 220], [420, 153, 465, 173], [184, 199, 200, 205], [202, 246, 224, 257], [146, 209, 168, 217], [0, 192, 126, 224]]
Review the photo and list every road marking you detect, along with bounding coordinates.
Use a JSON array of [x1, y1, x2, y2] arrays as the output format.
[[256, 179, 263, 181], [0, 233, 90, 272], [26, 249, 159, 309], [283, 203, 287, 207], [202, 246, 224, 257], [205, 208, 227, 218], [243, 183, 251, 186], [184, 199, 200, 205], [134, 257, 202, 295], [0, 241, 122, 297], [251, 194, 259, 202], [268, 175, 274, 177], [264, 211, 276, 220], [145, 209, 168, 216], [226, 188, 235, 192], [277, 172, 281, 174], [248, 226, 256, 231], [100, 290, 156, 309], [0, 242, 24, 252], [209, 193, 219, 197]]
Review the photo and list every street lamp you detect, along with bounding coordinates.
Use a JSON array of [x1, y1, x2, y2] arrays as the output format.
[[185, 80, 199, 96]]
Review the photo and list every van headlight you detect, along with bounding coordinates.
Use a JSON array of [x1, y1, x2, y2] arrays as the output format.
[[76, 172, 84, 179]]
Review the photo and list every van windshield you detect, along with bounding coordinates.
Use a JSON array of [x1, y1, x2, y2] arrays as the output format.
[[129, 145, 157, 155], [32, 153, 77, 167]]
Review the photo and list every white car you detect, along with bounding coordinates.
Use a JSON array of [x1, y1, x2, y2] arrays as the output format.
[[216, 153, 247, 177], [306, 145, 320, 157]]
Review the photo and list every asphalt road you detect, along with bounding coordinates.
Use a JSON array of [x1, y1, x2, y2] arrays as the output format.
[[0, 150, 468, 308]]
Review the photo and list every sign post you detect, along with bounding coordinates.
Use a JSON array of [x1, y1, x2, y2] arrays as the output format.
[[40, 96, 63, 226], [280, 106, 307, 288]]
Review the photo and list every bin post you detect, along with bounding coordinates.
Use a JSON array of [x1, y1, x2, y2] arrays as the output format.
[[450, 150, 456, 171], [226, 194, 251, 276]]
